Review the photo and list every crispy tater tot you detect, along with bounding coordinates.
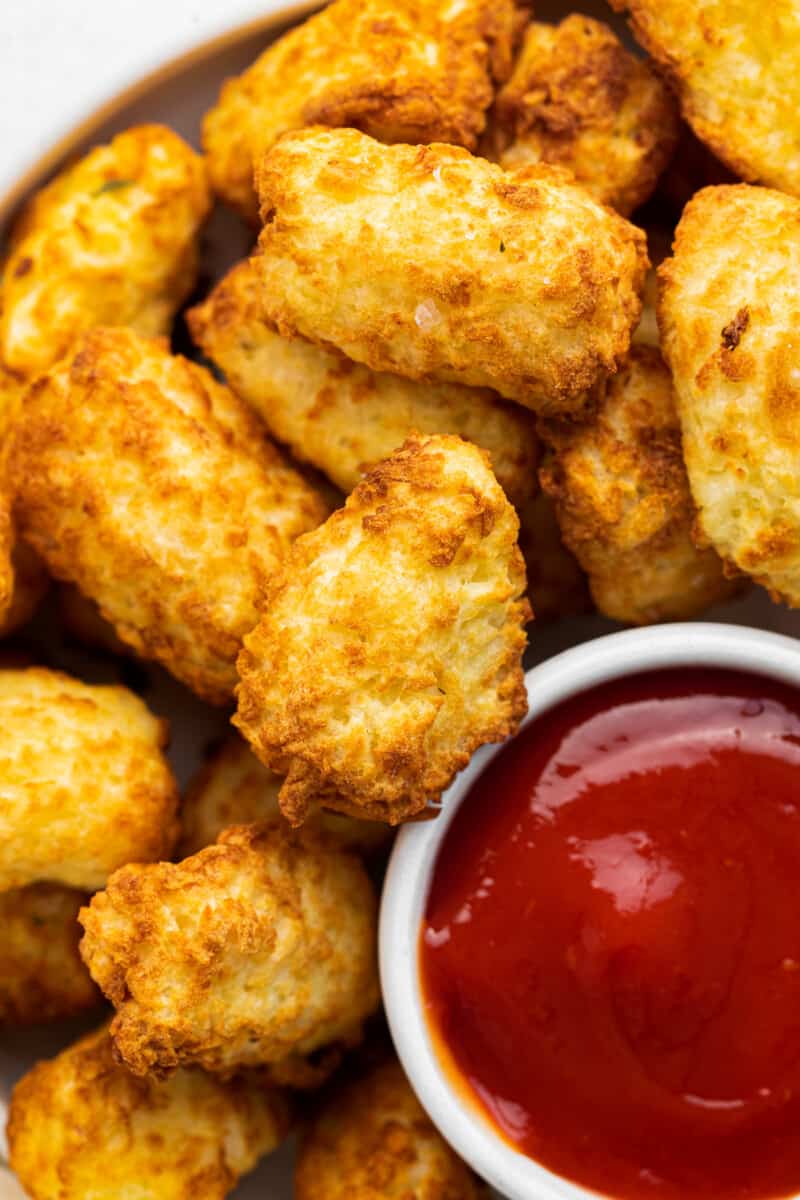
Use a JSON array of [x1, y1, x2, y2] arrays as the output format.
[[7, 1026, 291, 1200], [202, 0, 521, 223], [0, 371, 49, 637], [180, 736, 392, 859], [0, 667, 178, 892], [0, 381, 50, 642], [658, 185, 800, 604], [295, 1058, 484, 1200], [517, 491, 591, 623], [188, 260, 539, 508], [0, 125, 210, 377], [609, 0, 800, 197], [0, 884, 99, 1025], [8, 327, 329, 702], [484, 14, 678, 216], [254, 127, 648, 415], [540, 346, 738, 625], [0, 126, 209, 634], [235, 434, 530, 826], [79, 823, 379, 1079]]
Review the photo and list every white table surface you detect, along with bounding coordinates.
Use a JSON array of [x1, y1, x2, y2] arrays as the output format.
[[0, 0, 314, 216]]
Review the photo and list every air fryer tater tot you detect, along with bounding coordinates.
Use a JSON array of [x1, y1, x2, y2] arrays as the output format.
[[254, 127, 648, 415], [659, 184, 800, 605], [0, 125, 210, 378], [610, 0, 800, 198], [79, 823, 380, 1079], [295, 1059, 484, 1200], [8, 328, 329, 702], [188, 259, 538, 508], [0, 370, 48, 637], [0, 884, 99, 1025], [180, 736, 392, 859], [8, 1027, 290, 1200], [202, 0, 521, 223], [235, 434, 530, 826], [485, 14, 678, 216], [540, 346, 739, 624], [0, 667, 178, 892]]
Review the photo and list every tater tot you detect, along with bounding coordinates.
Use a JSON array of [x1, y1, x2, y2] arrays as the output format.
[[0, 389, 49, 644], [485, 14, 678, 216], [8, 327, 329, 702], [188, 260, 539, 508], [295, 1059, 484, 1200], [0, 125, 210, 378], [254, 127, 648, 415], [659, 185, 800, 605], [79, 823, 379, 1079], [0, 884, 99, 1025], [540, 346, 738, 625], [0, 667, 178, 892], [517, 491, 591, 623], [235, 434, 530, 826], [202, 0, 521, 223], [0, 372, 48, 638], [180, 736, 392, 859], [610, 1, 800, 197], [8, 1026, 290, 1200]]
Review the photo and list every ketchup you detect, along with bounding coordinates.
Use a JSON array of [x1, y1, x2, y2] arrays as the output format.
[[421, 669, 800, 1199]]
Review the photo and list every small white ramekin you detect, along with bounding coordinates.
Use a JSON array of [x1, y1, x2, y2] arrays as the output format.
[[380, 621, 800, 1200]]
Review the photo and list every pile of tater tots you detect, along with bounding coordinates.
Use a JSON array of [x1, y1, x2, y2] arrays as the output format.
[[0, 0, 798, 1194]]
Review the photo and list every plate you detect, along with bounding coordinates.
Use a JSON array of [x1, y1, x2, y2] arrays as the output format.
[[0, 2, 797, 1196]]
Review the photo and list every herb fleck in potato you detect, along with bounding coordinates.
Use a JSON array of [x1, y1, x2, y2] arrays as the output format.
[[254, 127, 648, 415], [235, 433, 530, 826], [8, 1026, 290, 1200], [485, 14, 678, 216], [8, 327, 329, 702], [188, 258, 539, 508], [203, 0, 521, 222], [80, 823, 380, 1080], [0, 667, 178, 893]]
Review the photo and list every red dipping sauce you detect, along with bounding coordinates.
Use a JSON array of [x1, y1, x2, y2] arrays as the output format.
[[420, 669, 800, 1200]]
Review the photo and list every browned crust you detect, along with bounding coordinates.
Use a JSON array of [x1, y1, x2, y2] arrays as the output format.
[[234, 433, 530, 825], [202, 0, 523, 222], [486, 13, 679, 215], [79, 823, 379, 1079], [7, 327, 328, 703]]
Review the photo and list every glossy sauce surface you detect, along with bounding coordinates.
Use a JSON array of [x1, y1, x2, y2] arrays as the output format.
[[421, 669, 800, 1199]]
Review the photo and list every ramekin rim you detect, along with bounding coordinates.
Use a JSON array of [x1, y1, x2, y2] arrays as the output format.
[[379, 621, 800, 1200]]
